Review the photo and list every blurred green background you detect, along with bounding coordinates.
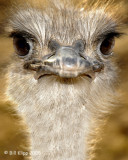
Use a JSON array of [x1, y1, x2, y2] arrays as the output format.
[[0, 0, 128, 160]]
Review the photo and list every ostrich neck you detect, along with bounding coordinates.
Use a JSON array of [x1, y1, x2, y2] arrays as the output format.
[[7, 73, 102, 160], [18, 101, 92, 160]]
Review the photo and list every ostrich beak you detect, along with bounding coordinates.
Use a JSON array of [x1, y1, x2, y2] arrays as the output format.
[[24, 46, 104, 79], [36, 47, 103, 79], [42, 52, 92, 78]]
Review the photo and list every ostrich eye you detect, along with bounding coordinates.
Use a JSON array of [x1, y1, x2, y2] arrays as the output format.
[[13, 36, 31, 57], [100, 37, 115, 55]]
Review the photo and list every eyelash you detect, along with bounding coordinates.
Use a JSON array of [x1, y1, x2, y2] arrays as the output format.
[[97, 31, 123, 42], [9, 31, 35, 41]]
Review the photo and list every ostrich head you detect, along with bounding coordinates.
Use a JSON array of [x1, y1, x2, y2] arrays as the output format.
[[4, 0, 126, 159], [6, 1, 122, 113]]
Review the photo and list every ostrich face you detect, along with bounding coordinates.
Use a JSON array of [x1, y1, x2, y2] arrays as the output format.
[[6, 5, 121, 110]]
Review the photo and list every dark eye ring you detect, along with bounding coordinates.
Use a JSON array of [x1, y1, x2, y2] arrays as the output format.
[[100, 37, 115, 56], [13, 36, 33, 57]]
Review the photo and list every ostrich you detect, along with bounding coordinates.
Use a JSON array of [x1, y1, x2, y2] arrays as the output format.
[[4, 0, 125, 159]]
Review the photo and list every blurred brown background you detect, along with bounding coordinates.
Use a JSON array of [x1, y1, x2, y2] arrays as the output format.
[[0, 0, 128, 160]]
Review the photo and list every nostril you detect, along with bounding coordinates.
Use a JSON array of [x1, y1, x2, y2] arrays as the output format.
[[79, 53, 87, 60], [93, 61, 104, 72]]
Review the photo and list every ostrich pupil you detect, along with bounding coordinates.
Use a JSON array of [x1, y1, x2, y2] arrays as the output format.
[[100, 37, 114, 55], [14, 37, 30, 56]]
